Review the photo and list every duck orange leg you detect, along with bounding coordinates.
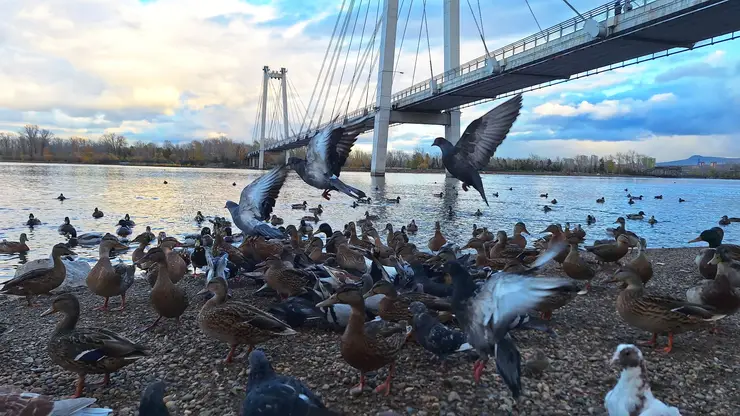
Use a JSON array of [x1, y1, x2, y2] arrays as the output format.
[[72, 374, 85, 398], [473, 359, 487, 383], [140, 316, 162, 332], [662, 333, 674, 353], [637, 333, 658, 347], [113, 294, 126, 311], [95, 297, 109, 311], [374, 363, 394, 396], [351, 373, 366, 393], [225, 344, 238, 363]]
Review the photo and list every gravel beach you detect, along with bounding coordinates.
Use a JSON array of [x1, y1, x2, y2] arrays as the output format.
[[1, 247, 738, 416]]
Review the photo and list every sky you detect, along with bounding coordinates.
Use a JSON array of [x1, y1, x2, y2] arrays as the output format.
[[0, 0, 739, 162]]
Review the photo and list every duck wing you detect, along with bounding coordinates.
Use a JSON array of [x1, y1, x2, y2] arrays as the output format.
[[1, 266, 54, 289], [453, 95, 522, 170], [238, 165, 289, 222]]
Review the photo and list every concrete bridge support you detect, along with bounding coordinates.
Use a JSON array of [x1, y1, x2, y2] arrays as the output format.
[[370, 0, 398, 177], [443, 0, 460, 178]]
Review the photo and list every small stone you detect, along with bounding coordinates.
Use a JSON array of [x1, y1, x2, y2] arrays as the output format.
[[182, 393, 194, 401], [447, 391, 461, 402]]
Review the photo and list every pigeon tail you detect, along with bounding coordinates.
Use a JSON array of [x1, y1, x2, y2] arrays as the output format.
[[495, 336, 522, 398], [329, 176, 366, 200]]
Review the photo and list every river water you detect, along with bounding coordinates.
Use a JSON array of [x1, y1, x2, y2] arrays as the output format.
[[1, 162, 738, 282]]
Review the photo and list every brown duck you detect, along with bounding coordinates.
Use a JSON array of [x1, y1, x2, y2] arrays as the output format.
[[541, 224, 568, 264], [620, 238, 653, 285], [562, 243, 596, 293], [1, 243, 75, 306], [261, 258, 313, 298], [428, 222, 447, 252], [610, 269, 726, 353], [688, 227, 740, 280], [86, 239, 136, 311], [317, 285, 411, 396], [511, 222, 530, 250], [364, 280, 451, 322], [136, 247, 189, 331], [586, 234, 631, 264]]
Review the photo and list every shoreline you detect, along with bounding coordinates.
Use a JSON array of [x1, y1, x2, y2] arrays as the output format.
[[1, 246, 738, 415]]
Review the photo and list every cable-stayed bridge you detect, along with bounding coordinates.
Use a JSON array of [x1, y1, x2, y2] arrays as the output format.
[[246, 0, 740, 176]]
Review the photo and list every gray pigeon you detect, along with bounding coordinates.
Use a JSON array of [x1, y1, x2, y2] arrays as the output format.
[[287, 124, 366, 201], [432, 94, 522, 206], [225, 165, 288, 239]]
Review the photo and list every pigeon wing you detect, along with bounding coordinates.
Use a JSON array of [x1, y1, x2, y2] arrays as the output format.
[[454, 94, 522, 170], [238, 165, 289, 221]]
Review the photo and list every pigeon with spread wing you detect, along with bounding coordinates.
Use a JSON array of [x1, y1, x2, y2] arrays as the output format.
[[225, 165, 288, 239]]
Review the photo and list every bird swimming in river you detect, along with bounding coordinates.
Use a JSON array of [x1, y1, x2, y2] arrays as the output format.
[[432, 94, 522, 206], [287, 123, 366, 201], [225, 165, 288, 239]]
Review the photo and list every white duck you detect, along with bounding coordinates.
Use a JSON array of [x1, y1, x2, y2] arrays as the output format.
[[605, 344, 681, 416]]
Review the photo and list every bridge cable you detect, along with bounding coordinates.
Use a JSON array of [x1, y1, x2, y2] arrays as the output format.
[[367, 41, 383, 105], [346, 15, 381, 112], [561, 0, 586, 22], [524, 0, 542, 31], [410, 0, 425, 87], [298, 0, 348, 135], [341, 0, 374, 115], [330, 0, 364, 123], [362, 0, 383, 109], [315, 0, 356, 129], [465, 0, 490, 57], [393, 0, 414, 83], [251, 80, 264, 144], [422, 0, 434, 79], [288, 78, 308, 117]]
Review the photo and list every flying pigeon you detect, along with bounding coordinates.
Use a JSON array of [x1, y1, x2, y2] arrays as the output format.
[[225, 165, 288, 239]]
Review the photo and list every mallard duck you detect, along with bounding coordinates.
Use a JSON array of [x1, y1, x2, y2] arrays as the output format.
[[586, 234, 631, 264], [131, 233, 151, 268], [242, 350, 330, 414], [292, 201, 307, 210], [364, 280, 450, 323], [610, 269, 726, 353], [474, 209, 482, 217], [543, 205, 552, 212], [92, 208, 104, 219], [145, 238, 186, 287], [709, 246, 740, 287], [550, 199, 557, 204], [199, 255, 295, 362], [269, 215, 284, 226], [143, 226, 156, 242], [719, 215, 731, 225], [596, 197, 605, 203], [261, 258, 312, 298], [364, 211, 379, 221], [308, 204, 323, 215], [562, 243, 595, 294], [540, 224, 568, 264], [510, 222, 530, 250], [686, 262, 740, 319], [56, 217, 74, 236], [317, 285, 411, 396], [679, 198, 686, 203], [0, 233, 29, 253], [447, 206, 454, 217], [195, 211, 205, 222], [135, 247, 189, 331], [1, 243, 75, 306], [688, 227, 740, 279], [41, 293, 148, 397], [539, 193, 548, 198], [407, 220, 418, 233], [57, 193, 67, 201], [587, 215, 596, 225], [116, 225, 132, 238], [626, 211, 645, 220], [428, 222, 447, 252], [118, 214, 135, 227], [301, 212, 320, 223], [620, 238, 653, 285], [386, 197, 400, 203], [191, 239, 207, 276], [331, 234, 367, 274], [648, 216, 657, 225], [86, 240, 135, 311], [26, 213, 41, 226], [298, 219, 314, 238], [347, 222, 374, 250], [605, 344, 681, 416], [433, 192, 443, 197]]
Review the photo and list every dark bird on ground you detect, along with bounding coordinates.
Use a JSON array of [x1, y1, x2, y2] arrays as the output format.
[[432, 95, 522, 206], [139, 381, 170, 416], [287, 124, 366, 201], [242, 350, 337, 416], [225, 165, 288, 239], [409, 301, 471, 363]]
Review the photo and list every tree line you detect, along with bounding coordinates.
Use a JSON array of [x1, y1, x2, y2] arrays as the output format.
[[0, 125, 257, 167]]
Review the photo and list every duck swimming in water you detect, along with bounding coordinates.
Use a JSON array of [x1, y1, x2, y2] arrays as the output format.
[[92, 207, 104, 218], [26, 213, 41, 227]]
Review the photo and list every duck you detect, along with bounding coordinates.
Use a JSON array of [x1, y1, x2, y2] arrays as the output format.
[[654, 195, 663, 199], [540, 224, 568, 264], [686, 256, 740, 318], [386, 196, 401, 203], [446, 261, 574, 395], [608, 217, 640, 241], [626, 211, 645, 220], [86, 239, 136, 311], [330, 234, 367, 274], [317, 285, 411, 396], [195, 211, 205, 223], [66, 229, 105, 247], [261, 258, 313, 299], [409, 301, 472, 364], [540, 193, 548, 198], [92, 208, 104, 218], [447, 206, 454, 216], [57, 193, 67, 201], [474, 209, 483, 217], [620, 238, 653, 285], [596, 197, 605, 203], [163, 180, 168, 184], [58, 217, 76, 236], [0, 233, 29, 253], [116, 225, 133, 238], [26, 213, 42, 227], [351, 201, 359, 208], [364, 280, 451, 323], [510, 222, 530, 250], [198, 255, 296, 362], [292, 201, 308, 210], [190, 240, 207, 276], [428, 221, 447, 252], [709, 245, 740, 287], [131, 233, 151, 266], [308, 204, 324, 214], [300, 212, 320, 223], [719, 215, 731, 225], [648, 216, 657, 225], [364, 211, 379, 221], [543, 205, 552, 212], [270, 215, 284, 226], [550, 199, 557, 204], [586, 234, 631, 264], [1, 243, 75, 306], [118, 214, 135, 227], [610, 269, 726, 353], [242, 350, 331, 415], [628, 198, 635, 205], [562, 243, 596, 294], [41, 293, 148, 397], [407, 220, 418, 233], [433, 192, 443, 198], [143, 226, 156, 242], [135, 247, 189, 331], [587, 215, 596, 225], [605, 344, 681, 416], [688, 227, 740, 279]]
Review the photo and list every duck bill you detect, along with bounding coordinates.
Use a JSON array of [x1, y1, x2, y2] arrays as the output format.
[[521, 228, 530, 235], [708, 254, 721, 265], [687, 236, 702, 243], [362, 291, 376, 299], [196, 287, 210, 295], [40, 306, 56, 317], [316, 297, 338, 308]]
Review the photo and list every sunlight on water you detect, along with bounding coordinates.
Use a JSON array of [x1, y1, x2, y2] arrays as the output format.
[[1, 162, 739, 282]]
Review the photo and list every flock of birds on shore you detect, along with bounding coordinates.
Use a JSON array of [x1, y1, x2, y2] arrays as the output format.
[[1, 94, 739, 415]]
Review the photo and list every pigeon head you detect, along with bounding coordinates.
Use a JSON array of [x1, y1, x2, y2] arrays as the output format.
[[224, 201, 239, 211], [611, 344, 644, 369], [247, 349, 275, 387]]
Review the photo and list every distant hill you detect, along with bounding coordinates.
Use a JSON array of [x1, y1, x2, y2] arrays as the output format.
[[656, 155, 740, 167]]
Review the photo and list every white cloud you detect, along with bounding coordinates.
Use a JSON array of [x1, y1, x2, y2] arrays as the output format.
[[532, 93, 676, 120]]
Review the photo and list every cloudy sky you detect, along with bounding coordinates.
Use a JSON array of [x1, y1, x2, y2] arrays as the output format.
[[1, 0, 739, 162]]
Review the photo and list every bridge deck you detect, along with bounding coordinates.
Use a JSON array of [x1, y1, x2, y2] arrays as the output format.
[[248, 0, 740, 157]]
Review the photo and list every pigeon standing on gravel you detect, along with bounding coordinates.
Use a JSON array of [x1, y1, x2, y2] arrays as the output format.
[[225, 165, 288, 239], [408, 301, 472, 363], [287, 124, 366, 201], [605, 344, 682, 416], [432, 94, 522, 206], [139, 381, 170, 416], [242, 350, 338, 416]]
